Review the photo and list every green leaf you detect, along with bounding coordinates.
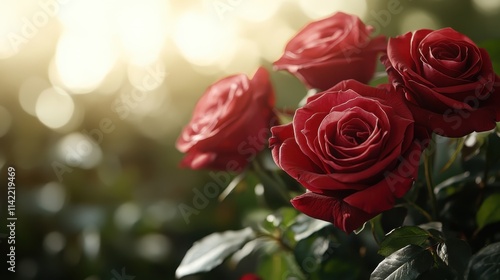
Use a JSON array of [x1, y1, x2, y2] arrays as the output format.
[[275, 207, 300, 228], [230, 237, 274, 265], [476, 193, 500, 230], [418, 222, 443, 233], [416, 265, 456, 280], [369, 72, 389, 86], [381, 207, 408, 234], [461, 131, 490, 162], [434, 172, 472, 200], [311, 258, 362, 280], [466, 242, 500, 280], [294, 235, 334, 274], [437, 237, 472, 278], [378, 227, 431, 257], [254, 207, 299, 234], [371, 245, 434, 280], [440, 137, 465, 173], [258, 251, 306, 280], [290, 214, 332, 242], [176, 227, 255, 278]]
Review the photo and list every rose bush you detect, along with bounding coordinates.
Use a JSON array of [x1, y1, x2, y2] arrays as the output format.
[[176, 67, 275, 171], [382, 27, 500, 137], [269, 80, 423, 232], [274, 12, 386, 91], [177, 10, 500, 280]]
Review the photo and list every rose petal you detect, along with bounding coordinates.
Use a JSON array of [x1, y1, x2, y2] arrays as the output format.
[[290, 192, 374, 233]]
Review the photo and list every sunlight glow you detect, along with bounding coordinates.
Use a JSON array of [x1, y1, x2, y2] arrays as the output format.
[[19, 77, 50, 116], [54, 31, 117, 94], [0, 2, 22, 59], [35, 87, 74, 129], [219, 38, 261, 75], [173, 11, 237, 66], [115, 0, 170, 66], [257, 20, 296, 62], [234, 0, 284, 22], [56, 0, 112, 34], [298, 0, 367, 19]]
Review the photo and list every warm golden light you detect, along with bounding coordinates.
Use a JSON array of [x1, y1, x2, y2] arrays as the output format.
[[298, 0, 367, 19], [35, 87, 74, 129], [173, 10, 237, 66], [54, 31, 116, 94], [115, 0, 170, 66], [0, 106, 12, 137], [233, 0, 284, 22], [19, 76, 50, 116], [55, 132, 103, 169], [0, 1, 21, 59]]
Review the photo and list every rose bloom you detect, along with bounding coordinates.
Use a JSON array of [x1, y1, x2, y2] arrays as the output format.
[[240, 274, 261, 280], [274, 12, 386, 91], [270, 80, 422, 233], [176, 67, 275, 171], [382, 27, 500, 137]]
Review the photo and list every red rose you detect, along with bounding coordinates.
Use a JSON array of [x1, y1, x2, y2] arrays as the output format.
[[240, 274, 261, 280], [382, 27, 500, 137], [176, 67, 275, 171], [273, 12, 386, 91], [269, 80, 422, 233]]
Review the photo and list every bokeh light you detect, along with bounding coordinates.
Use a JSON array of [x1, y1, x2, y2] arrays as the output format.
[[0, 1, 22, 59], [135, 234, 172, 262], [19, 76, 50, 116], [82, 227, 100, 259], [219, 38, 261, 75], [255, 20, 296, 62], [127, 61, 167, 91], [173, 10, 237, 66], [55, 132, 103, 169], [1, 1, 499, 279], [298, 0, 367, 19], [54, 31, 117, 94], [35, 87, 74, 129], [115, 0, 170, 66], [114, 202, 141, 230], [234, 0, 284, 22], [37, 182, 66, 213], [472, 0, 500, 15], [43, 231, 66, 254]]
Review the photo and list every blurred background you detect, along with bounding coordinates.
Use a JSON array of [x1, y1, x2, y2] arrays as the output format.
[[0, 0, 499, 279]]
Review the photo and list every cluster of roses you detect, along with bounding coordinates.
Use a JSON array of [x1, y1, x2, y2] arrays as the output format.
[[176, 12, 500, 233]]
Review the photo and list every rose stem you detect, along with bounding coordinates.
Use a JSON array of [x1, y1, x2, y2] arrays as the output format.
[[251, 160, 291, 202], [400, 199, 433, 222], [424, 146, 438, 220]]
